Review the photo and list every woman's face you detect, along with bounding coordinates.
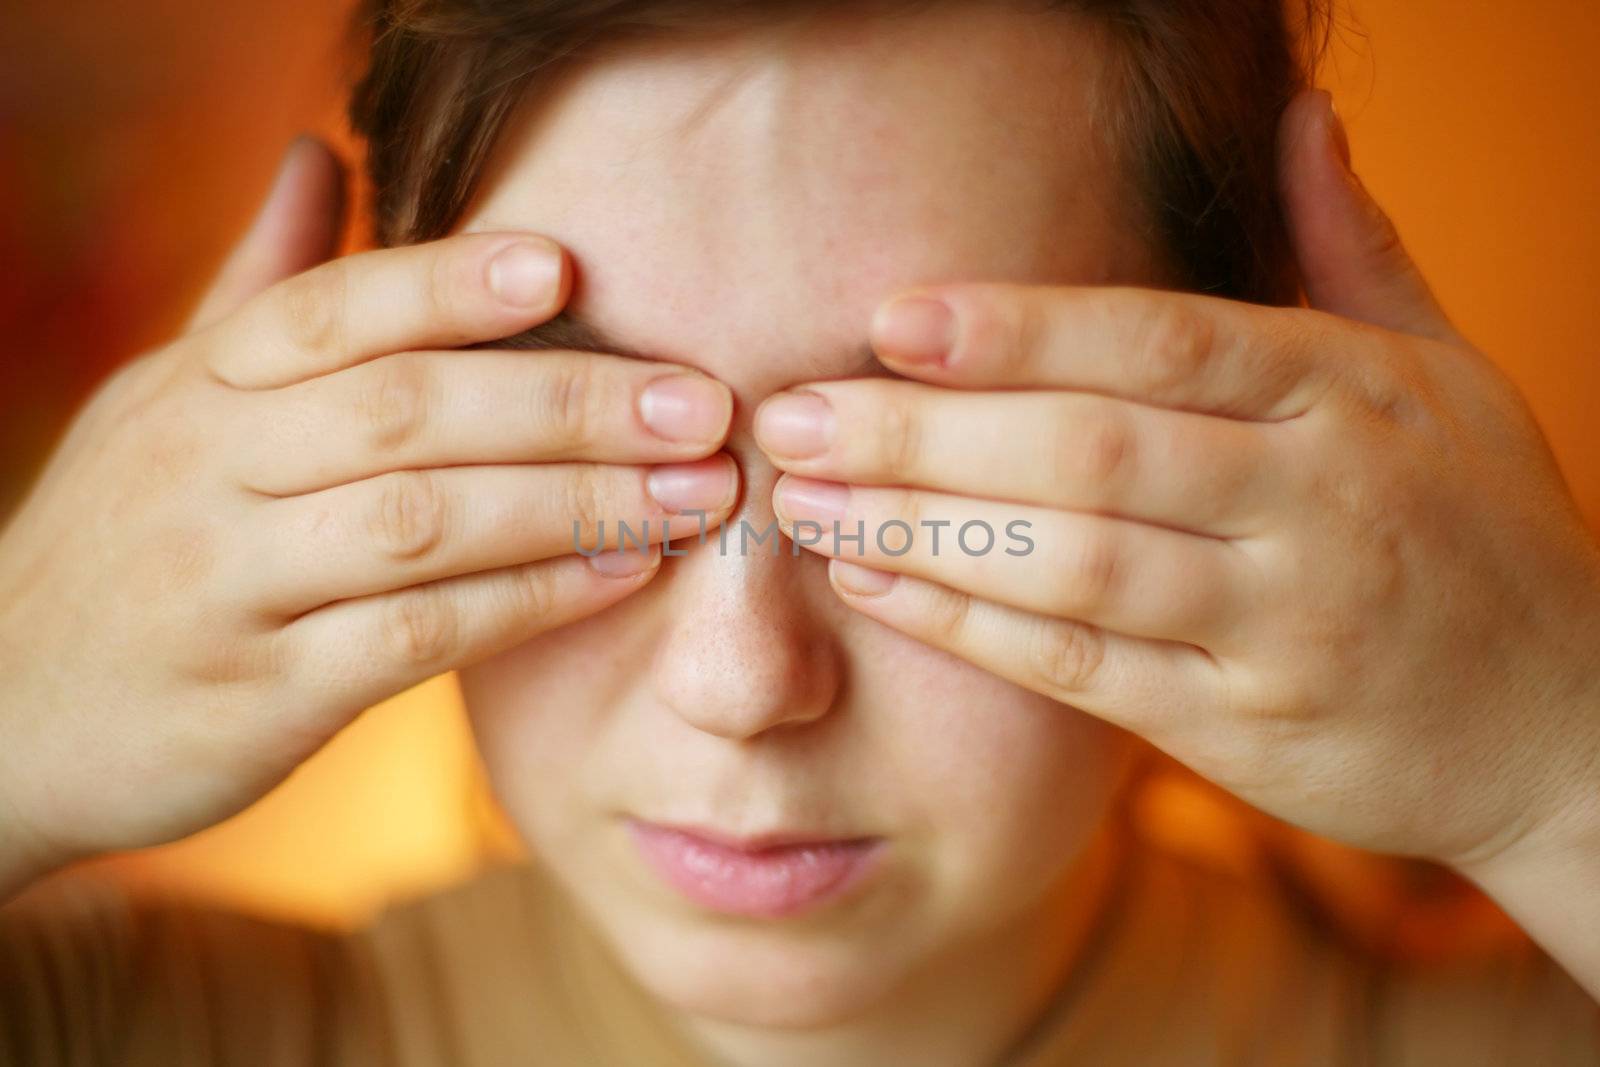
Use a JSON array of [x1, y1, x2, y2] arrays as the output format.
[[456, 4, 1153, 1028]]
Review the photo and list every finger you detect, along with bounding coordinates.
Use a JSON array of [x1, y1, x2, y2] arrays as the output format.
[[234, 350, 734, 497], [825, 559, 1227, 738], [276, 548, 662, 721], [1278, 89, 1460, 345], [754, 379, 1285, 538], [186, 136, 347, 334], [866, 282, 1370, 421], [246, 457, 736, 618], [202, 231, 572, 390], [773, 476, 1256, 647]]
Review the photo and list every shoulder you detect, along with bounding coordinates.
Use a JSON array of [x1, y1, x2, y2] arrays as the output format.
[[1, 869, 389, 1066], [3, 862, 698, 1067], [1105, 829, 1600, 1066], [1363, 927, 1600, 1064]]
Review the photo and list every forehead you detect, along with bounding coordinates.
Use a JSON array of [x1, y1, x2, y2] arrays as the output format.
[[460, 4, 1150, 392]]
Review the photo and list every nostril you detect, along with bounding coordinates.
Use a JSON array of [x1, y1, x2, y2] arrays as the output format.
[[648, 582, 843, 741]]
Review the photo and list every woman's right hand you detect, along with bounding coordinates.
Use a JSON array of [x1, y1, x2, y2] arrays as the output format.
[[0, 139, 738, 897]]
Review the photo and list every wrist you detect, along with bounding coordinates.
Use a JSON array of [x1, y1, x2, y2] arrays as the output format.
[[0, 781, 67, 903], [1454, 795, 1600, 998], [1456, 781, 1600, 892], [0, 665, 72, 902], [1459, 633, 1600, 861], [1450, 677, 1600, 998]]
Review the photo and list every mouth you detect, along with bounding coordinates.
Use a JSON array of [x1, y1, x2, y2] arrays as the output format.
[[624, 817, 885, 919]]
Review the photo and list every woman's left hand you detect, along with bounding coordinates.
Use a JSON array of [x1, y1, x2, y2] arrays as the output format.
[[754, 89, 1600, 911]]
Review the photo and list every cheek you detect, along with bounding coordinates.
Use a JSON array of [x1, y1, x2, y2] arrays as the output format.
[[457, 611, 649, 831], [862, 639, 1134, 890]]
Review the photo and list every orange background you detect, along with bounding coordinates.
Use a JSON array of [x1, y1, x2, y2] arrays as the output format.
[[3, 2, 1597, 932]]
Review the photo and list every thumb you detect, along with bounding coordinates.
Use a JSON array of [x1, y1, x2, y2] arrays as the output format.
[[186, 135, 347, 333], [1278, 89, 1459, 344]]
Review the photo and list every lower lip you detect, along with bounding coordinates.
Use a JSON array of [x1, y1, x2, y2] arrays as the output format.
[[626, 820, 884, 919]]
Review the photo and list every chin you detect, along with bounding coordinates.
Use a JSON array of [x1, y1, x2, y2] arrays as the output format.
[[549, 842, 928, 1027], [521, 810, 942, 1027], [600, 909, 919, 1027]]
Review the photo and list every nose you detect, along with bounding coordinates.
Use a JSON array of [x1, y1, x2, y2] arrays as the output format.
[[648, 439, 843, 741]]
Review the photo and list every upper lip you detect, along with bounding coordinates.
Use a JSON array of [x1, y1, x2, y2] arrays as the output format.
[[629, 817, 876, 853]]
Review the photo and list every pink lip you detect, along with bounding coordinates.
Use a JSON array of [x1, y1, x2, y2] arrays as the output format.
[[626, 818, 885, 919]]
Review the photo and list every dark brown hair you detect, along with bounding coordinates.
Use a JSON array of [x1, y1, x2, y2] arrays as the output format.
[[348, 0, 1332, 305]]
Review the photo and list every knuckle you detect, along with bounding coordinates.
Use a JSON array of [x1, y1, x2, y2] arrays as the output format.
[[370, 469, 450, 562], [97, 348, 174, 413], [279, 261, 348, 355], [1133, 300, 1214, 396], [1236, 668, 1321, 730], [357, 355, 433, 454], [509, 562, 559, 622], [872, 392, 924, 479], [560, 465, 612, 531], [1056, 528, 1123, 614], [1260, 313, 1327, 403], [1027, 619, 1106, 698], [424, 241, 477, 340], [1362, 201, 1409, 269], [1060, 406, 1134, 500], [380, 583, 461, 667], [920, 582, 974, 645], [1080, 413, 1134, 486], [534, 361, 600, 452], [988, 289, 1044, 374], [1352, 355, 1433, 434], [182, 623, 284, 690], [426, 246, 455, 330], [883, 485, 924, 544]]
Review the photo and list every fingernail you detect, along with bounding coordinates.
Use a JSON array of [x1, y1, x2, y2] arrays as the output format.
[[755, 391, 835, 460], [487, 240, 563, 308], [830, 559, 897, 597], [1323, 90, 1352, 171], [639, 374, 732, 444], [588, 545, 659, 579], [647, 458, 736, 514], [775, 476, 848, 523], [872, 296, 955, 365]]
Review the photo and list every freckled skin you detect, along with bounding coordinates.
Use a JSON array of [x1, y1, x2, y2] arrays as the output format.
[[455, 4, 1155, 1056]]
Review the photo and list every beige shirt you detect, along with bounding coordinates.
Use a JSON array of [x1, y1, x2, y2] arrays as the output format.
[[4, 833, 1598, 1066]]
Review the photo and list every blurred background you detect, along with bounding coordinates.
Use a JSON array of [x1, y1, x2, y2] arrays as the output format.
[[2, 0, 1596, 951]]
